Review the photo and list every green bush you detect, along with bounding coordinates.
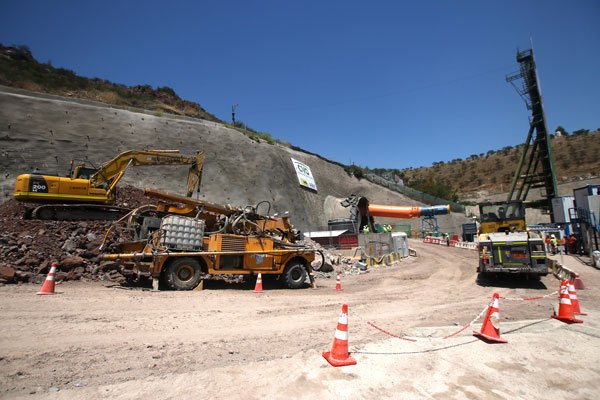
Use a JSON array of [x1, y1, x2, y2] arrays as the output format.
[[409, 176, 458, 202], [257, 132, 275, 144], [344, 165, 364, 180], [156, 86, 177, 97]]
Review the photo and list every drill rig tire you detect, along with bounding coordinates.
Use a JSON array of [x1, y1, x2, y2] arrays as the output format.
[[162, 258, 202, 290], [282, 260, 307, 289]]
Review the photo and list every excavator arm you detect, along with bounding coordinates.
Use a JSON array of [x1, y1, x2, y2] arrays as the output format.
[[89, 150, 204, 197], [185, 152, 204, 197]]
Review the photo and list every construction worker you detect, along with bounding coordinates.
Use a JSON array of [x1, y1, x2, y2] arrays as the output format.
[[550, 234, 558, 255], [362, 225, 369, 234], [567, 234, 577, 255], [544, 235, 551, 252], [557, 237, 566, 254], [497, 206, 506, 220]]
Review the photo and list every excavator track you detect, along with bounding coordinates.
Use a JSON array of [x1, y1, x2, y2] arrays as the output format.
[[28, 204, 132, 221]]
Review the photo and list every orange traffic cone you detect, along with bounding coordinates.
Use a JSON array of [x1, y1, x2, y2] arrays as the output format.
[[567, 281, 587, 316], [335, 273, 343, 291], [552, 280, 583, 323], [37, 262, 58, 295], [573, 273, 586, 290], [322, 304, 357, 367], [473, 293, 507, 343], [253, 273, 263, 293]]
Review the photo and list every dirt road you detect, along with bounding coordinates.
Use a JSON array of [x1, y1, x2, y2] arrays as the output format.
[[1, 240, 599, 399]]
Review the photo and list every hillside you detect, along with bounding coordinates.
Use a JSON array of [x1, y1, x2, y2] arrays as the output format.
[[1, 43, 597, 203], [0, 87, 471, 234], [0, 44, 220, 122], [392, 131, 600, 199]]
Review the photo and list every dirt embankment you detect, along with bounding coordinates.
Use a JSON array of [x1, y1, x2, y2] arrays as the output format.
[[0, 88, 470, 234]]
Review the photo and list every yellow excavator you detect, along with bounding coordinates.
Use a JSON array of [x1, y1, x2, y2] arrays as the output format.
[[13, 150, 204, 220]]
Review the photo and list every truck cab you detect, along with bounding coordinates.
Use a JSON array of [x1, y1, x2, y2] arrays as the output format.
[[477, 200, 548, 277]]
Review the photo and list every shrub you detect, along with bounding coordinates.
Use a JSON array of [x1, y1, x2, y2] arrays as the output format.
[[410, 176, 458, 201], [156, 86, 177, 97], [257, 132, 275, 144], [573, 129, 590, 136], [344, 165, 364, 180]]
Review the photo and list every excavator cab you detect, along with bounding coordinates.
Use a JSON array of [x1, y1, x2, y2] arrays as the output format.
[[72, 166, 97, 180], [70, 163, 113, 190], [69, 159, 99, 180]]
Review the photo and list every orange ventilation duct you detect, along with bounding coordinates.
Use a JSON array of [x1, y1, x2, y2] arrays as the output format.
[[367, 204, 450, 219]]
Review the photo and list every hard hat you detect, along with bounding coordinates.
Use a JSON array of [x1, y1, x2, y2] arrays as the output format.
[[551, 234, 555, 238]]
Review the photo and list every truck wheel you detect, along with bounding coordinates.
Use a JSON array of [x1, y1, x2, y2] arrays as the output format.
[[282, 260, 307, 289], [163, 258, 202, 290]]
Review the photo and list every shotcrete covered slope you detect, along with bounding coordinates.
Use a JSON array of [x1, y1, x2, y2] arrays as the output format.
[[0, 88, 468, 232]]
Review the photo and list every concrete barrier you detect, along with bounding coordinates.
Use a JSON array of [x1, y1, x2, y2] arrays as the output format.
[[422, 237, 477, 251], [548, 258, 577, 282], [365, 252, 402, 267]]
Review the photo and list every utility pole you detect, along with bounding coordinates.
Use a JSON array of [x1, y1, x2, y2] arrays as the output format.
[[231, 104, 238, 127]]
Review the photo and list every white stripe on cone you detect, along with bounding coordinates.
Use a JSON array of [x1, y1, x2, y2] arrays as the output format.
[[338, 313, 348, 325], [568, 283, 577, 300], [490, 311, 500, 329], [334, 311, 349, 340], [334, 329, 348, 340], [560, 286, 571, 304]]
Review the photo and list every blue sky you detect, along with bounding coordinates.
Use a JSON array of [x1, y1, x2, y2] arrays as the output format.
[[2, 1, 599, 169]]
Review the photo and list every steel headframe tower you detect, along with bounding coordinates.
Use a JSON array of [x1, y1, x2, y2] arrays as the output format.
[[505, 48, 558, 221]]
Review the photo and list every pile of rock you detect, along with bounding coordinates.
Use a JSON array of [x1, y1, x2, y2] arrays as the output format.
[[304, 238, 367, 278], [0, 224, 103, 284], [0, 186, 149, 285]]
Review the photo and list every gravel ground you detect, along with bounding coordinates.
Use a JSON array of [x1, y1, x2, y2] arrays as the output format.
[[0, 240, 599, 399]]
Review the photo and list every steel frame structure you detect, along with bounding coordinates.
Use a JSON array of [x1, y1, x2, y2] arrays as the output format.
[[506, 48, 558, 221]]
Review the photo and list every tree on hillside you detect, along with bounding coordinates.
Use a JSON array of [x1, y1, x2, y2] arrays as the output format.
[[156, 86, 177, 97], [410, 176, 458, 202], [573, 129, 590, 136], [344, 165, 364, 180], [555, 126, 569, 136]]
